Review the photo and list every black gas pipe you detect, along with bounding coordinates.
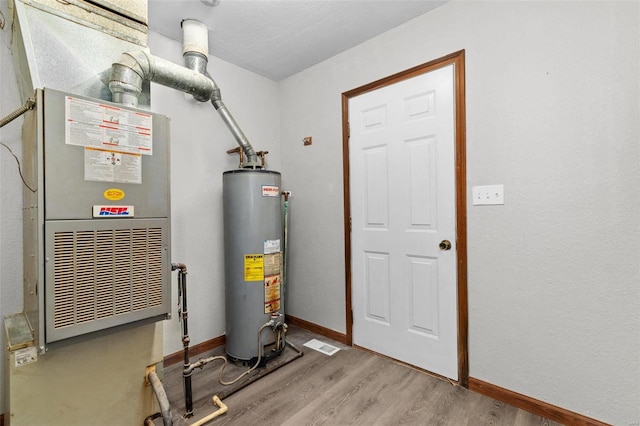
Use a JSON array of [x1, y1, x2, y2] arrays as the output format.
[[172, 262, 194, 418]]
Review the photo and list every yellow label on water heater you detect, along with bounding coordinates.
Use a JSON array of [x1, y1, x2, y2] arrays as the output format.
[[104, 188, 125, 201], [244, 254, 264, 281]]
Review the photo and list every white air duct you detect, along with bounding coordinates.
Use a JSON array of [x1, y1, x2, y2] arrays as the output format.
[[182, 19, 209, 57]]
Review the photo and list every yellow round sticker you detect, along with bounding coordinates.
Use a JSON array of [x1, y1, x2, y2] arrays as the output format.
[[104, 188, 125, 201]]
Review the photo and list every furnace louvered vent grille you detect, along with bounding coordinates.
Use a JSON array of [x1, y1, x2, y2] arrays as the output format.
[[52, 227, 164, 330]]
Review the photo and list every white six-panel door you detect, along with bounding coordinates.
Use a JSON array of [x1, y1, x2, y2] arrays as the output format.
[[349, 64, 458, 380]]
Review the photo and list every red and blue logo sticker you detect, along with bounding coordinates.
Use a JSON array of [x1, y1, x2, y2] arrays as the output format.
[[92, 205, 135, 217]]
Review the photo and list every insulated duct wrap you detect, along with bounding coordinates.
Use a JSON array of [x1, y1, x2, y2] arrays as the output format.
[[182, 19, 209, 56]]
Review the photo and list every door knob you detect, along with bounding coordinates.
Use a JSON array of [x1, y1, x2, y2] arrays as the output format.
[[439, 240, 452, 250]]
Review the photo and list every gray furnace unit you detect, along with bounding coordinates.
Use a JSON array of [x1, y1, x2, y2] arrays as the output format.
[[22, 88, 171, 352]]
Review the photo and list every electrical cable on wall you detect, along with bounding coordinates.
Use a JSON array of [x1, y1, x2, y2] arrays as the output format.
[[0, 141, 36, 192]]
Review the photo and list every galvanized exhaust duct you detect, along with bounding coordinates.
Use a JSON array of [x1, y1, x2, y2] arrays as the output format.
[[110, 50, 215, 103], [109, 19, 259, 168]]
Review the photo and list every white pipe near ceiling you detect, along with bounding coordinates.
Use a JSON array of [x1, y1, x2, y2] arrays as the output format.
[[182, 19, 209, 56]]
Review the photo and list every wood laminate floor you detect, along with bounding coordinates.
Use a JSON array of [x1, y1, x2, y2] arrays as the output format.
[[152, 326, 561, 426]]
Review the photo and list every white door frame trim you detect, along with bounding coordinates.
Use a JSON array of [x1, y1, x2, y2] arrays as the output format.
[[341, 50, 468, 387]]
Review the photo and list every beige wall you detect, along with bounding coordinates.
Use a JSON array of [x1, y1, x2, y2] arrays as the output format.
[[278, 1, 640, 424]]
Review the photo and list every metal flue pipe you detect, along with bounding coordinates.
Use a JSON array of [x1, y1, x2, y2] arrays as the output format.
[[108, 19, 260, 168], [181, 18, 258, 167], [182, 49, 258, 167], [109, 51, 215, 105], [210, 97, 258, 167]]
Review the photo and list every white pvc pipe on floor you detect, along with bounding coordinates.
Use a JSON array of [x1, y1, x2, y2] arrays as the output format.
[[190, 396, 228, 426]]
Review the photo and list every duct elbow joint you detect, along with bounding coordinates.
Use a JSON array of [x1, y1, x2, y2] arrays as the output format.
[[109, 51, 150, 106], [108, 79, 141, 107], [110, 50, 215, 105], [191, 90, 212, 103]]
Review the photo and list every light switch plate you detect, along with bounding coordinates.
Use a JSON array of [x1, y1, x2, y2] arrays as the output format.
[[472, 184, 504, 205]]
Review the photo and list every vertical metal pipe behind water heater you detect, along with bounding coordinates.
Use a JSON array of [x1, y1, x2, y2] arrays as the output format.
[[223, 169, 283, 363]]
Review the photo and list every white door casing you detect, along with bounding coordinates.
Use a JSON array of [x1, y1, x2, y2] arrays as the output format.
[[349, 64, 458, 380]]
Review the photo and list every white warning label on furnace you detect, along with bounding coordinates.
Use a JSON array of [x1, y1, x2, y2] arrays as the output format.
[[84, 147, 142, 184], [65, 96, 153, 155]]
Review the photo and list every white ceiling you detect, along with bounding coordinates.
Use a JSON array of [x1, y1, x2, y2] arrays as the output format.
[[148, 0, 446, 81]]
